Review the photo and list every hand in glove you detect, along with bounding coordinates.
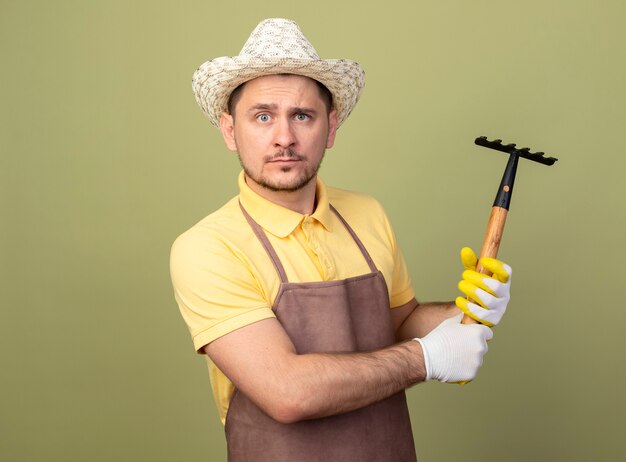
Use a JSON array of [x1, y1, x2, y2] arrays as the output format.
[[414, 313, 493, 383], [455, 247, 512, 327]]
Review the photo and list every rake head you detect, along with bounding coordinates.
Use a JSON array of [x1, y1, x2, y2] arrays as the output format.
[[475, 136, 558, 166]]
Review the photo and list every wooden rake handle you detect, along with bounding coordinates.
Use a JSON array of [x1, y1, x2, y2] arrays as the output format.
[[461, 206, 508, 325]]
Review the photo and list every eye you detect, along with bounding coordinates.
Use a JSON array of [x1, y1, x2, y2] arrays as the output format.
[[256, 113, 271, 123], [295, 113, 310, 121]]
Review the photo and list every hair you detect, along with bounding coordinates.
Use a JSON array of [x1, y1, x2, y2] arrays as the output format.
[[227, 74, 333, 117]]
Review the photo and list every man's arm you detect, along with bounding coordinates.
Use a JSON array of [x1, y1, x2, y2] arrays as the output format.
[[391, 298, 460, 340], [204, 317, 426, 424]]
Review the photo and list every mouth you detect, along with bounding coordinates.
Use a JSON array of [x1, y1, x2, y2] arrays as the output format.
[[266, 150, 304, 165], [268, 158, 301, 164]]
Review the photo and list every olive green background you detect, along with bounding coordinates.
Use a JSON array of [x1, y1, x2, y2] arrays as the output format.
[[2, 1, 625, 461]]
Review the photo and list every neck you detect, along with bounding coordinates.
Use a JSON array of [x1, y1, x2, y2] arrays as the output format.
[[244, 174, 318, 215]]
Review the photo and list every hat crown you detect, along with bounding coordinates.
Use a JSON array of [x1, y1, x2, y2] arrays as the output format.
[[239, 18, 320, 60]]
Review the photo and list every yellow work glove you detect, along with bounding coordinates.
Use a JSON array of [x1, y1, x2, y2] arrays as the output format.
[[455, 247, 512, 327]]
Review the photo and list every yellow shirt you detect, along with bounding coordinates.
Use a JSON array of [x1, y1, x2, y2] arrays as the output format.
[[170, 172, 415, 423]]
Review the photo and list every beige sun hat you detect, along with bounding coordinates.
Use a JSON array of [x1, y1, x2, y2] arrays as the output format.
[[191, 18, 365, 127]]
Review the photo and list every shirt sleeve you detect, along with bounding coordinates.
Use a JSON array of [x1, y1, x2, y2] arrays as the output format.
[[170, 228, 276, 353], [389, 241, 415, 308], [380, 206, 416, 308]]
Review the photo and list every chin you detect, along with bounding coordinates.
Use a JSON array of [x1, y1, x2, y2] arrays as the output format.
[[262, 174, 314, 193]]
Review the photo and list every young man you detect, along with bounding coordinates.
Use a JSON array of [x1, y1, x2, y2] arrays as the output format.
[[171, 18, 512, 461]]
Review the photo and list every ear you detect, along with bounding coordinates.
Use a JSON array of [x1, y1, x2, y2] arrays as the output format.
[[325, 109, 339, 149], [219, 112, 238, 152]]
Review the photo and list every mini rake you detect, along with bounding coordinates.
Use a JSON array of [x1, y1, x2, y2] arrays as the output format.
[[461, 136, 558, 325]]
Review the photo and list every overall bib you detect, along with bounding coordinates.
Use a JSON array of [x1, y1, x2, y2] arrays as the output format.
[[225, 203, 417, 461]]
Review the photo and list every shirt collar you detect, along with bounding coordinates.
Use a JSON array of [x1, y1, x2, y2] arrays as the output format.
[[238, 171, 333, 238]]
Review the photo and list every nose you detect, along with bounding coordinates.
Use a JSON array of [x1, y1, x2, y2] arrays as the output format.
[[273, 118, 296, 149]]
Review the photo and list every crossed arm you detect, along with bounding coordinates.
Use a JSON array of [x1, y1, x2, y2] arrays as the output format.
[[203, 298, 458, 424]]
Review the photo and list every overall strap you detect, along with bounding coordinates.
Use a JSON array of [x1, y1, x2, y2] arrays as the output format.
[[239, 202, 289, 283], [329, 204, 378, 273]]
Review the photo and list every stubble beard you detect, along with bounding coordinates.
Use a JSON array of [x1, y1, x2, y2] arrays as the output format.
[[238, 148, 325, 193]]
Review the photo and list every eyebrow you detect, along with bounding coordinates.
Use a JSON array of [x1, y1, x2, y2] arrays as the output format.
[[248, 103, 276, 112], [247, 103, 319, 114]]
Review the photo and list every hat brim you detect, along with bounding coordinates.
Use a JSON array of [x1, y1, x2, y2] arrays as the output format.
[[192, 56, 365, 127]]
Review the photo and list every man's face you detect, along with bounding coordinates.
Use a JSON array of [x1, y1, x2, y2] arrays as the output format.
[[219, 74, 338, 193]]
